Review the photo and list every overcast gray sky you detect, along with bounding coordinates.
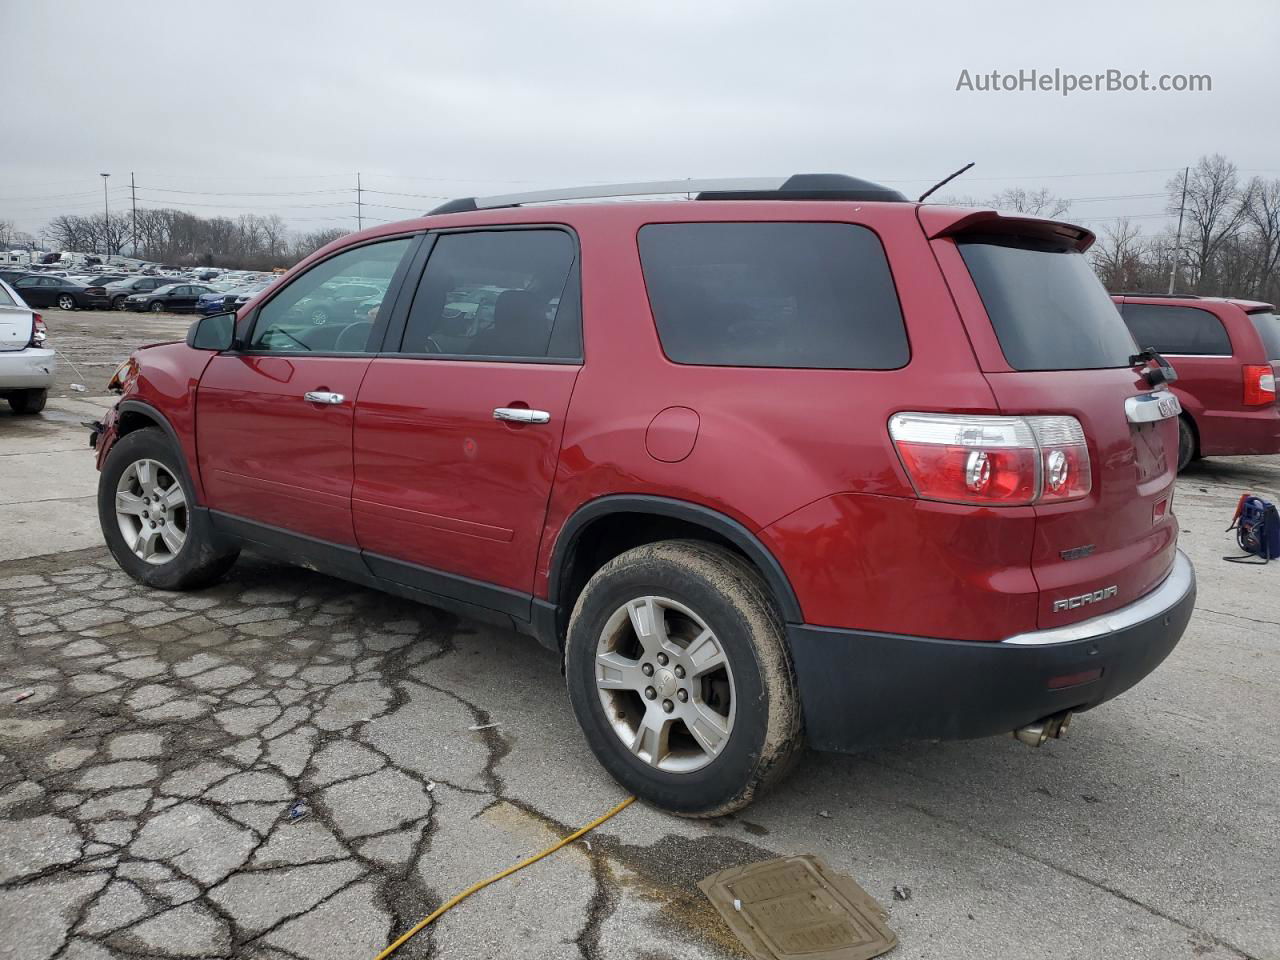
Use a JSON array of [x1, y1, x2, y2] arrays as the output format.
[[5, 0, 1278, 241]]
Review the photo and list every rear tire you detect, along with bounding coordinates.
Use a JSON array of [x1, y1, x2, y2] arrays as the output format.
[[1176, 416, 1197, 473], [7, 388, 47, 414], [57, 294, 76, 310], [98, 427, 238, 589], [564, 539, 802, 817]]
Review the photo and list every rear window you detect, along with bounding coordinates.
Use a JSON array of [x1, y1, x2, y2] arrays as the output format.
[[638, 222, 908, 369], [958, 237, 1135, 371], [1120, 303, 1232, 355], [1250, 311, 1280, 360]]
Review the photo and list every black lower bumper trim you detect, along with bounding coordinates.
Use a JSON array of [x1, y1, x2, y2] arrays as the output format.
[[787, 573, 1196, 753]]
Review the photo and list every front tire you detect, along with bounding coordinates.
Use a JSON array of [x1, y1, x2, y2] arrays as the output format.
[[113, 295, 128, 310], [565, 540, 802, 816], [7, 388, 47, 414], [150, 301, 165, 314], [98, 428, 238, 589], [57, 294, 76, 310]]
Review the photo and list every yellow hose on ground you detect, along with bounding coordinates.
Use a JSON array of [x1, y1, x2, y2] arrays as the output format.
[[372, 795, 637, 960]]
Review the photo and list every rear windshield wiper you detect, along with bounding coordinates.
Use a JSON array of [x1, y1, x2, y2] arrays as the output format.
[[1130, 347, 1178, 387]]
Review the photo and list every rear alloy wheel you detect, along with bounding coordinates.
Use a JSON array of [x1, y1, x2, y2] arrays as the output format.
[[1176, 416, 1197, 472], [98, 427, 238, 589], [310, 307, 330, 325], [150, 301, 165, 313], [7, 388, 47, 414], [57, 294, 76, 310], [565, 540, 801, 816]]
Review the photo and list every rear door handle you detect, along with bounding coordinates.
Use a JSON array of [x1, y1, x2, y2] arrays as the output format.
[[493, 407, 551, 424], [304, 391, 345, 405]]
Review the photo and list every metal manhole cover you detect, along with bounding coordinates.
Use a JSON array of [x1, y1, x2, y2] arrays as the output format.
[[699, 855, 897, 960]]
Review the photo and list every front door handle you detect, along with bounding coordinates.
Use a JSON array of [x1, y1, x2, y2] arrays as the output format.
[[304, 391, 345, 405], [494, 407, 551, 424]]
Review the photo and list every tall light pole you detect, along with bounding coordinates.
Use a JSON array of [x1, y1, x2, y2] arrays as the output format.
[[100, 173, 111, 257]]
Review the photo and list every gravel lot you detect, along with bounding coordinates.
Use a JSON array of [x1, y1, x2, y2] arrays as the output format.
[[1, 308, 1278, 960]]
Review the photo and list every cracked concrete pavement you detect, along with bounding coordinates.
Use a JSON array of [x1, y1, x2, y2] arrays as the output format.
[[1, 308, 1278, 959]]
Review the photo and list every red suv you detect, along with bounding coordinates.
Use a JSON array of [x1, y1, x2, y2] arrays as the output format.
[[91, 175, 1196, 815], [1114, 294, 1280, 470]]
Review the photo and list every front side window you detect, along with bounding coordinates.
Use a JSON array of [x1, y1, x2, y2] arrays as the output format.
[[249, 237, 412, 353], [399, 229, 579, 360], [1120, 303, 1232, 355], [638, 222, 908, 369], [958, 237, 1136, 371]]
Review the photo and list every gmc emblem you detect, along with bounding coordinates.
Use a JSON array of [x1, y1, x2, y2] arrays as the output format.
[[1053, 585, 1118, 612]]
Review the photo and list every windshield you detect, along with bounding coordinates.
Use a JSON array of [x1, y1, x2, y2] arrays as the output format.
[[1250, 311, 1280, 360], [958, 237, 1136, 371]]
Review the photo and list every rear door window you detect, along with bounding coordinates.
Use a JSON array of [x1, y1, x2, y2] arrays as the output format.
[[957, 237, 1135, 371], [638, 222, 908, 369], [1120, 303, 1232, 355], [399, 229, 580, 361], [1249, 310, 1280, 360]]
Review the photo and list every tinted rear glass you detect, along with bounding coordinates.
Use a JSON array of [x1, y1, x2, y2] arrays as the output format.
[[1250, 311, 1280, 359], [1121, 303, 1232, 355], [638, 222, 908, 369], [958, 238, 1135, 371]]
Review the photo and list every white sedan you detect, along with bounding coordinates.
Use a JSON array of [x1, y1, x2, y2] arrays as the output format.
[[0, 278, 55, 414]]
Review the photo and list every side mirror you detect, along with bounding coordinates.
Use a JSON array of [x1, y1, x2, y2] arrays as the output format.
[[186, 312, 238, 351]]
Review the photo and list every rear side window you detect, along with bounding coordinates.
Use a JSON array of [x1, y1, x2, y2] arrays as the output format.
[[638, 222, 908, 369], [400, 230, 579, 360], [958, 238, 1135, 371], [1250, 311, 1280, 360], [0, 284, 15, 307], [1121, 303, 1232, 355]]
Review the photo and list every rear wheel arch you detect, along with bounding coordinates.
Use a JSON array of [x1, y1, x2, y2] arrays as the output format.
[[549, 496, 803, 650]]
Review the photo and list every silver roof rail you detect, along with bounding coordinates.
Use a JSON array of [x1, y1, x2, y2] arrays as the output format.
[[427, 174, 909, 215]]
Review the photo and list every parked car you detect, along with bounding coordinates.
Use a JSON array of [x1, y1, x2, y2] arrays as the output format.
[[1115, 293, 1280, 470], [90, 174, 1196, 815], [0, 268, 30, 286], [103, 275, 180, 310], [124, 283, 218, 314], [0, 278, 54, 414], [9, 274, 109, 310], [194, 283, 270, 317], [81, 274, 128, 287]]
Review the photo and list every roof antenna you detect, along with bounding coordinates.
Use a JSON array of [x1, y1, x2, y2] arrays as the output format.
[[917, 162, 975, 203]]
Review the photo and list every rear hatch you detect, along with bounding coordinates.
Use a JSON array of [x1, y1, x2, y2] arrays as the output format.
[[1248, 308, 1280, 398], [925, 210, 1179, 628], [0, 282, 33, 350]]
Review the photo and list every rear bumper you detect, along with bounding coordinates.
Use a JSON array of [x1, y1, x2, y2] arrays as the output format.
[[788, 550, 1196, 753], [1198, 406, 1280, 456], [0, 348, 57, 390]]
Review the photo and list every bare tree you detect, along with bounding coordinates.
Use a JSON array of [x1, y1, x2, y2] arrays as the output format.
[[1091, 219, 1149, 291], [1170, 154, 1249, 293], [990, 187, 1071, 218], [1242, 176, 1280, 301], [259, 214, 288, 263]]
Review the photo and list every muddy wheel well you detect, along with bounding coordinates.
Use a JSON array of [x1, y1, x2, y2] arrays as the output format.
[[553, 509, 790, 650], [117, 409, 162, 437]]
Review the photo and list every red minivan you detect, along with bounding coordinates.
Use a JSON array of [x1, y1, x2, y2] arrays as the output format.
[[91, 175, 1195, 815], [1115, 294, 1280, 470]]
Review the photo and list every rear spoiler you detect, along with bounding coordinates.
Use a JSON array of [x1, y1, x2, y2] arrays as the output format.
[[917, 206, 1095, 252]]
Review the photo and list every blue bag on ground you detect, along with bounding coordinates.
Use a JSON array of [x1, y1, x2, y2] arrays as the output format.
[[1226, 494, 1280, 563]]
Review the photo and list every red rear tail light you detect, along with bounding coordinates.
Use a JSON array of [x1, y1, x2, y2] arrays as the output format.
[[29, 313, 47, 347], [1242, 364, 1276, 406], [889, 413, 1092, 506]]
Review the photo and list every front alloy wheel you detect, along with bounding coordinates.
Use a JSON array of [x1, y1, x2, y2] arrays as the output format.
[[114, 458, 187, 564], [595, 596, 735, 772]]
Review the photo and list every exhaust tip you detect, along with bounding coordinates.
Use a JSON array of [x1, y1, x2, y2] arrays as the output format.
[[1013, 711, 1073, 747]]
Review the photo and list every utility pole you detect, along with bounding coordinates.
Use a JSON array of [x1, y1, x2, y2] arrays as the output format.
[[100, 173, 111, 257], [357, 172, 363, 230], [1168, 165, 1189, 294], [130, 172, 138, 257]]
